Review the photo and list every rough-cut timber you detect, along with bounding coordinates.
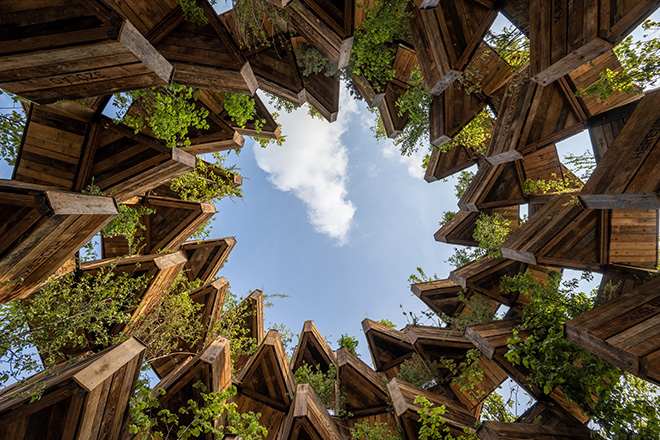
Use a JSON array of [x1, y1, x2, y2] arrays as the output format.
[[290, 320, 336, 373], [234, 289, 266, 372], [14, 108, 195, 200], [411, 278, 498, 320], [102, 196, 216, 258], [151, 1, 258, 94], [138, 337, 231, 440], [408, 0, 498, 95], [98, 0, 180, 37], [362, 318, 414, 379], [465, 319, 588, 423], [234, 330, 295, 440], [0, 180, 118, 303], [457, 161, 526, 211], [449, 257, 557, 310], [150, 277, 229, 379], [180, 237, 236, 284], [485, 70, 587, 165], [587, 98, 641, 163], [287, 0, 355, 69], [0, 337, 145, 440], [565, 276, 660, 386], [529, 0, 660, 86], [388, 378, 478, 440], [279, 383, 348, 440], [579, 89, 660, 209], [424, 141, 479, 182], [430, 43, 513, 148], [336, 347, 391, 417], [379, 81, 410, 138], [435, 206, 519, 246], [501, 194, 658, 270], [518, 401, 590, 428], [477, 421, 597, 440], [0, 1, 173, 104]]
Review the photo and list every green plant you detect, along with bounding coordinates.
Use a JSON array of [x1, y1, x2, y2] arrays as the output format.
[[351, 0, 412, 89], [454, 171, 474, 199], [578, 20, 660, 99], [522, 173, 583, 195], [398, 354, 439, 390], [438, 211, 456, 228], [480, 389, 516, 422], [295, 42, 339, 77], [377, 318, 396, 328], [394, 67, 432, 156], [170, 153, 243, 203], [472, 212, 513, 259], [113, 85, 209, 148], [223, 92, 262, 129], [337, 334, 359, 356], [130, 381, 267, 440], [0, 89, 25, 166], [293, 363, 337, 408], [438, 108, 493, 156], [350, 420, 402, 440], [407, 267, 439, 285], [484, 26, 529, 70], [415, 395, 476, 440]]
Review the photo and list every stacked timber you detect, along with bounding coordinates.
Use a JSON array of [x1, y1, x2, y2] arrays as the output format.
[[0, 337, 145, 440], [362, 318, 414, 379], [290, 320, 337, 373], [0, 180, 118, 303], [0, 1, 173, 104]]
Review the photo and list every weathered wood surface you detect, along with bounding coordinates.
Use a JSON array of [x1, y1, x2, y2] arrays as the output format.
[[152, 1, 258, 94], [434, 206, 519, 246], [290, 320, 336, 373], [501, 194, 658, 270], [403, 325, 507, 415], [449, 258, 556, 310], [408, 1, 498, 95], [0, 337, 145, 440], [102, 196, 216, 258], [580, 89, 660, 209], [287, 0, 355, 69], [411, 278, 498, 320], [0, 180, 118, 303], [336, 347, 390, 418], [387, 377, 478, 440], [137, 337, 231, 440], [14, 107, 195, 200], [362, 318, 414, 379], [180, 237, 236, 284], [465, 319, 588, 423], [485, 69, 586, 165], [565, 276, 660, 386], [529, 0, 660, 86], [458, 161, 526, 211], [0, 1, 173, 104], [99, 0, 180, 37], [424, 142, 479, 182], [587, 98, 641, 163], [234, 289, 267, 372], [518, 401, 590, 428], [477, 421, 597, 440], [279, 383, 348, 440], [595, 264, 656, 305], [234, 330, 295, 440], [379, 81, 410, 138], [150, 277, 229, 379]]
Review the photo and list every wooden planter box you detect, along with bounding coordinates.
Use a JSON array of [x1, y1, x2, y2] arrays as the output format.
[[501, 194, 658, 271], [0, 337, 145, 440], [435, 206, 520, 246], [150, 277, 229, 379], [234, 330, 295, 440], [279, 383, 348, 440], [403, 325, 508, 416], [0, 180, 118, 303], [529, 0, 660, 86], [101, 196, 216, 258], [387, 377, 478, 440], [181, 237, 237, 284], [14, 107, 196, 201], [424, 142, 480, 182], [0, 0, 173, 104], [579, 89, 660, 209], [290, 320, 337, 373], [408, 1, 497, 95], [287, 0, 355, 69], [337, 347, 391, 418], [140, 337, 232, 440], [565, 276, 660, 386], [362, 318, 414, 379], [411, 278, 499, 319], [151, 1, 258, 94], [464, 319, 588, 423]]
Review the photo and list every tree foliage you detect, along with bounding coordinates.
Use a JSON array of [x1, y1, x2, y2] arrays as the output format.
[[293, 363, 337, 408], [414, 395, 476, 440], [0, 89, 25, 166], [350, 420, 402, 440]]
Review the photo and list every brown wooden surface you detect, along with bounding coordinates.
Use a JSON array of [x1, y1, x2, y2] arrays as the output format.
[[0, 180, 118, 303], [580, 89, 660, 209], [477, 421, 597, 439], [180, 237, 236, 283], [0, 337, 145, 440], [290, 320, 336, 373], [234, 289, 266, 373], [362, 318, 414, 379], [0, 1, 173, 103], [336, 347, 390, 418], [279, 383, 348, 440], [518, 401, 589, 428], [424, 143, 478, 182], [565, 276, 660, 385], [465, 319, 588, 423], [435, 206, 519, 246], [458, 160, 526, 211]]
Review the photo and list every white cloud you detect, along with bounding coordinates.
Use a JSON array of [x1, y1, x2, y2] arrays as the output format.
[[381, 138, 427, 179], [253, 89, 358, 246]]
